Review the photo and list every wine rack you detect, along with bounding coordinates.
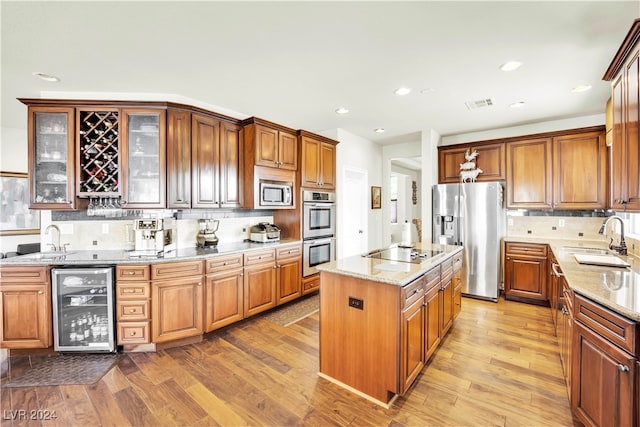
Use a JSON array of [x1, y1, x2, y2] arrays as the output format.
[[78, 111, 120, 196]]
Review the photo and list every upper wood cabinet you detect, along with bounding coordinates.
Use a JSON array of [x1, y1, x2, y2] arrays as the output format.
[[553, 130, 607, 209], [166, 109, 192, 209], [300, 131, 337, 189], [438, 143, 505, 183], [603, 19, 640, 211], [506, 138, 553, 209], [243, 119, 298, 171]]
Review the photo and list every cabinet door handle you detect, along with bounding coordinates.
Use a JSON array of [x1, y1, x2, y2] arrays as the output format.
[[617, 364, 629, 372], [561, 307, 568, 315], [551, 263, 564, 277]]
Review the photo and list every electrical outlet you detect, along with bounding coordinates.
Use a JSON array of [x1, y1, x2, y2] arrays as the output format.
[[348, 296, 364, 310], [507, 218, 514, 226], [559, 219, 565, 227], [92, 240, 98, 246]]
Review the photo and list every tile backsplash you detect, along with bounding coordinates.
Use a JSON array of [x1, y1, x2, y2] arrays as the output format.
[[506, 215, 606, 241]]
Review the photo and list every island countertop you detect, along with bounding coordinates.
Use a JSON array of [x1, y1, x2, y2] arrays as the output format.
[[316, 242, 463, 286], [505, 236, 640, 322]]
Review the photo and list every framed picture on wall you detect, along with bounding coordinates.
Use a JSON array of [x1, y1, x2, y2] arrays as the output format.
[[371, 186, 382, 209], [0, 172, 40, 235]]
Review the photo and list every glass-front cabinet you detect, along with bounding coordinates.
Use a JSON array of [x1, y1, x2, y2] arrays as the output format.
[[28, 107, 75, 209], [121, 109, 166, 208]]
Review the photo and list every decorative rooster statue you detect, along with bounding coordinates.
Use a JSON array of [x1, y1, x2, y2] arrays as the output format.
[[459, 148, 483, 182]]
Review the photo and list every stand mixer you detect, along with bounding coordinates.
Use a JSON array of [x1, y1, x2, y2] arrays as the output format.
[[197, 219, 219, 248]]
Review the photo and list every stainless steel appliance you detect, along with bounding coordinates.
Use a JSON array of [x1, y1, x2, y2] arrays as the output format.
[[302, 190, 336, 239], [259, 179, 293, 207], [197, 219, 219, 247], [51, 267, 115, 352], [131, 218, 176, 256], [432, 182, 504, 301], [250, 222, 281, 243], [366, 246, 444, 264], [303, 236, 336, 276]]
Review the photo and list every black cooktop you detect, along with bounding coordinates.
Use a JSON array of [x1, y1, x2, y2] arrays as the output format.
[[367, 246, 444, 264]]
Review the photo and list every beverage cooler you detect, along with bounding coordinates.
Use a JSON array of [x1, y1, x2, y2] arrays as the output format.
[[51, 267, 115, 352]]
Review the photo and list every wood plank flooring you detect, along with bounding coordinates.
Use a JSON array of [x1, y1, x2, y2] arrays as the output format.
[[1, 297, 580, 426]]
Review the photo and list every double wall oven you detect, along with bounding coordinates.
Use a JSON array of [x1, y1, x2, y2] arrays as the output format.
[[302, 190, 336, 277]]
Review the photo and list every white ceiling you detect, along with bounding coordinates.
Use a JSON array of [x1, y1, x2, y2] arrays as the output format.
[[2, 1, 639, 145]]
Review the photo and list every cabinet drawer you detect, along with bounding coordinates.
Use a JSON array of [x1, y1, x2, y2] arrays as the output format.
[[117, 301, 149, 321], [0, 266, 48, 284], [117, 282, 150, 300], [205, 254, 243, 274], [402, 277, 425, 308], [424, 267, 441, 291], [151, 260, 204, 280], [117, 321, 150, 345], [277, 244, 302, 260], [116, 265, 150, 281], [574, 294, 638, 355], [505, 242, 548, 257], [303, 275, 319, 292], [452, 252, 463, 272], [244, 249, 276, 266], [440, 257, 453, 278]]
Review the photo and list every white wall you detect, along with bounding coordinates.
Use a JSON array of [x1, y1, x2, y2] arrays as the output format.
[[441, 113, 604, 146], [390, 164, 420, 243]]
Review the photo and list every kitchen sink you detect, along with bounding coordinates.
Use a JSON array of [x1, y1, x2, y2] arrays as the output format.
[[561, 246, 612, 255]]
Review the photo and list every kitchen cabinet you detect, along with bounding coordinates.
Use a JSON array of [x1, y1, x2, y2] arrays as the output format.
[[452, 253, 463, 319], [0, 266, 52, 348], [400, 276, 425, 395], [438, 142, 505, 183], [204, 254, 244, 332], [302, 274, 319, 295], [276, 244, 302, 305], [604, 19, 640, 211], [120, 109, 166, 208], [504, 242, 548, 304], [559, 277, 573, 395], [423, 266, 441, 362], [27, 106, 76, 209], [552, 130, 607, 209], [300, 131, 337, 189], [549, 251, 561, 332], [115, 265, 151, 346], [572, 294, 638, 427], [151, 261, 204, 343], [439, 258, 455, 337], [191, 113, 243, 209], [506, 138, 553, 209], [166, 109, 192, 208], [244, 121, 298, 171], [243, 249, 277, 317]]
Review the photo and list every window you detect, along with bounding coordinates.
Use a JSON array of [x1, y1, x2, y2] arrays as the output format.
[[390, 199, 398, 224]]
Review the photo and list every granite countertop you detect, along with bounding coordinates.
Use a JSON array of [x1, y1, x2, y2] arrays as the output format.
[[506, 236, 640, 322], [316, 243, 463, 287], [0, 239, 302, 266]]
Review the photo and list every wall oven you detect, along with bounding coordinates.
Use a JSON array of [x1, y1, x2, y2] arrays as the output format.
[[302, 190, 336, 239], [303, 237, 336, 277]]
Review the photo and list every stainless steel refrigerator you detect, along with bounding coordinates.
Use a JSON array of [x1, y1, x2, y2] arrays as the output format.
[[432, 182, 504, 301]]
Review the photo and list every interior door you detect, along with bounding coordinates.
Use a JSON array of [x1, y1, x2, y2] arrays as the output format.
[[340, 166, 368, 258]]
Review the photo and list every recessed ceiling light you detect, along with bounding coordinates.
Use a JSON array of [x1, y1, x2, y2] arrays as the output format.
[[394, 87, 411, 96], [32, 72, 60, 82], [499, 61, 523, 72], [335, 107, 350, 115], [420, 88, 436, 94], [509, 101, 526, 108], [571, 84, 592, 93], [374, 128, 385, 133]]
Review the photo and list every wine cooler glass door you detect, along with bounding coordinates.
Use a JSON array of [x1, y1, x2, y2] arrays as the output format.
[[51, 267, 115, 352]]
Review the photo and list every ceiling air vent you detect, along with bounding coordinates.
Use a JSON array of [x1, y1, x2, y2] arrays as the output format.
[[465, 98, 495, 110]]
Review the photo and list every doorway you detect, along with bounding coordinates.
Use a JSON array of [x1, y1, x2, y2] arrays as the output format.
[[340, 166, 368, 258]]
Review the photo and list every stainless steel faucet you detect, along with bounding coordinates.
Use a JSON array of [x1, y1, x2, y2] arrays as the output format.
[[45, 224, 61, 252], [599, 216, 627, 256]]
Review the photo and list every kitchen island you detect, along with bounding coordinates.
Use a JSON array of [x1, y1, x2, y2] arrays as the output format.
[[315, 243, 463, 407]]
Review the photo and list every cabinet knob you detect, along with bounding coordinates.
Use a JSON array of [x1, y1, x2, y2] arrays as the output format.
[[130, 331, 136, 336], [130, 309, 136, 313], [197, 282, 202, 286], [38, 290, 44, 295], [128, 271, 135, 275], [617, 364, 629, 372]]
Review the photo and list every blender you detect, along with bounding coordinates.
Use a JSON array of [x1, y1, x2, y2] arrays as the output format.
[[197, 219, 219, 248]]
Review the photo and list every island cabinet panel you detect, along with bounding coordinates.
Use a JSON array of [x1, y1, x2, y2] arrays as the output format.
[[0, 266, 52, 349], [166, 109, 192, 209], [438, 143, 505, 183], [506, 138, 553, 209], [400, 276, 425, 395], [423, 280, 441, 361], [552, 130, 607, 209], [319, 272, 400, 405]]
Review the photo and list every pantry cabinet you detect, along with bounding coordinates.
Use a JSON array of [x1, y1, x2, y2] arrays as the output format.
[[438, 142, 505, 183], [604, 19, 640, 211], [0, 266, 52, 348], [504, 242, 548, 304], [300, 131, 337, 189]]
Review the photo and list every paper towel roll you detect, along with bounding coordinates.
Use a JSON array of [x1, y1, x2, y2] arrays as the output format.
[[401, 221, 411, 246]]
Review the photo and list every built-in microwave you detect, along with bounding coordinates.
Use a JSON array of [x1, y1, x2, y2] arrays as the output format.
[[259, 180, 293, 207]]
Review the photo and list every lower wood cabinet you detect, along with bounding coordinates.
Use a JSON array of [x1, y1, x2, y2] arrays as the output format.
[[0, 266, 51, 349], [559, 277, 573, 395], [204, 254, 244, 332], [504, 242, 548, 304], [116, 265, 151, 345], [276, 244, 302, 304], [151, 261, 204, 343], [243, 249, 277, 317], [400, 295, 425, 394], [302, 274, 319, 295]]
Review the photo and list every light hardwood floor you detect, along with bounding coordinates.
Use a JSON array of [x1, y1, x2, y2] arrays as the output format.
[[1, 297, 580, 426]]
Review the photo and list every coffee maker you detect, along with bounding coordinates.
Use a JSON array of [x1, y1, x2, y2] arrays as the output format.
[[197, 219, 219, 248], [131, 218, 176, 256]]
